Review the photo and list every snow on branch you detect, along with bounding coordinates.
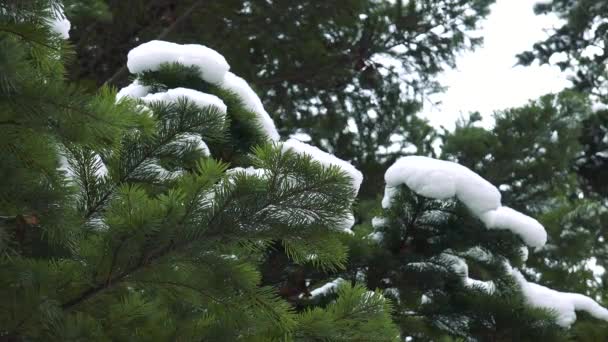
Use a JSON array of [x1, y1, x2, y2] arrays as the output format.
[[309, 278, 346, 298], [116, 80, 150, 101], [282, 138, 363, 196], [122, 41, 280, 141], [220, 72, 280, 141], [506, 263, 608, 327], [48, 3, 70, 39], [127, 40, 229, 84], [281, 139, 363, 233], [141, 87, 227, 115], [439, 252, 495, 294], [382, 156, 547, 248]]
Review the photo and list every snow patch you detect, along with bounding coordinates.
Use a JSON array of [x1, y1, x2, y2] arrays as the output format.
[[116, 80, 150, 101], [227, 166, 268, 178], [367, 231, 384, 242], [174, 133, 210, 156], [460, 246, 493, 263], [48, 4, 70, 39], [310, 278, 345, 297], [372, 216, 387, 228], [336, 212, 356, 234]]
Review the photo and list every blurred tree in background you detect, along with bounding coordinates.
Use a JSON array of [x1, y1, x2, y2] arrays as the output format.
[[518, 0, 608, 199]]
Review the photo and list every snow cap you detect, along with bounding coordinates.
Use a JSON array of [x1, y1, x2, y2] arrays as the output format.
[[383, 156, 500, 213], [383, 156, 547, 248], [127, 40, 230, 84]]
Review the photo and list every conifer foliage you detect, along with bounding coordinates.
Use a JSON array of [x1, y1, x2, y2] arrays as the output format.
[[0, 2, 398, 340], [3, 1, 608, 341]]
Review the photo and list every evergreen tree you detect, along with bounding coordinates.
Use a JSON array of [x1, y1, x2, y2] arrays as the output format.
[[518, 0, 608, 198], [439, 93, 608, 340], [358, 153, 608, 340], [1, 4, 398, 340], [276, 92, 608, 340]]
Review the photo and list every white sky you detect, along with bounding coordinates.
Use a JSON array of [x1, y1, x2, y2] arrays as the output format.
[[421, 0, 571, 130]]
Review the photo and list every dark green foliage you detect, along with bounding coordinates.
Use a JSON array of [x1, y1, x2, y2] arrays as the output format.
[[357, 186, 568, 340], [138, 63, 269, 164], [438, 93, 608, 338], [0, 4, 399, 339]]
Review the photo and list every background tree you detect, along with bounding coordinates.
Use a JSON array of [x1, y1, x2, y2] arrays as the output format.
[[518, 0, 608, 199], [437, 93, 608, 340]]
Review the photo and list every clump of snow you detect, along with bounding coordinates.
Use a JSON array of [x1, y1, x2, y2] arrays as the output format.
[[372, 216, 387, 228], [509, 266, 608, 327], [356, 269, 367, 282], [127, 41, 229, 84], [421, 294, 432, 304], [147, 160, 183, 180], [479, 207, 546, 248], [592, 102, 608, 112], [384, 288, 400, 302], [367, 231, 384, 242], [48, 4, 70, 39], [440, 252, 495, 294], [116, 80, 150, 101], [282, 138, 363, 195], [290, 132, 312, 142], [382, 156, 547, 248], [383, 156, 499, 212], [336, 212, 356, 234], [141, 87, 227, 115], [368, 217, 387, 243], [125, 41, 280, 141], [220, 72, 279, 141], [309, 278, 346, 297]]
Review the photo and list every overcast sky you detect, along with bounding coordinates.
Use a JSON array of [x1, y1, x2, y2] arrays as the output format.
[[421, 0, 571, 130]]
